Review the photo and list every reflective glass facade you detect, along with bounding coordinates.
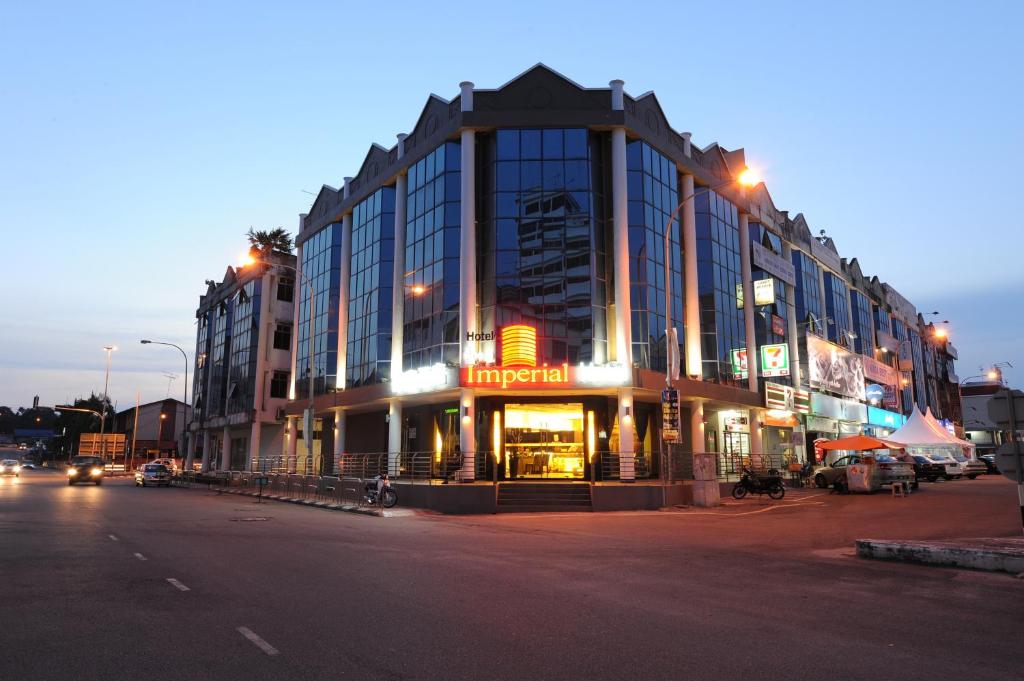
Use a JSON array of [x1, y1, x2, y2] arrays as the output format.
[[481, 129, 607, 365], [626, 140, 681, 372], [749, 223, 788, 354], [695, 190, 744, 385], [228, 279, 261, 413], [346, 188, 395, 387], [208, 301, 232, 416], [850, 290, 874, 356], [892, 318, 913, 410], [296, 223, 343, 397], [792, 250, 823, 327], [193, 312, 211, 416], [823, 272, 851, 346], [403, 142, 461, 370]]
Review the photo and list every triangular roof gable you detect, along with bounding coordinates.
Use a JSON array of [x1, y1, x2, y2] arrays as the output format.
[[791, 213, 814, 243], [847, 257, 865, 281], [404, 94, 454, 156], [475, 63, 609, 111], [352, 144, 391, 190], [308, 184, 339, 221], [747, 183, 783, 232], [698, 142, 730, 179]]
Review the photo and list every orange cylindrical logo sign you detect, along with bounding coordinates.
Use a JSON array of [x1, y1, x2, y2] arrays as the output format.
[[501, 325, 537, 367]]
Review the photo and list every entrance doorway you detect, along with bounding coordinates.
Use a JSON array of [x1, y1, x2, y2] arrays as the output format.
[[504, 403, 585, 479]]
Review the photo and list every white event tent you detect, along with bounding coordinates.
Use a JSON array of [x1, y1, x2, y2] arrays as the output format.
[[888, 408, 976, 458]]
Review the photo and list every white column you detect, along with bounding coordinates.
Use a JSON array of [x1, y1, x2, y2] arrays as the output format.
[[388, 400, 402, 476], [749, 412, 764, 468], [288, 214, 305, 401], [458, 129, 477, 361], [690, 401, 705, 454], [682, 173, 702, 379], [337, 179, 353, 390], [220, 426, 230, 471], [286, 417, 297, 473], [817, 264, 829, 332], [691, 401, 720, 507], [459, 388, 475, 481], [617, 388, 635, 480], [391, 134, 408, 380], [739, 213, 758, 395], [249, 421, 262, 471], [200, 430, 211, 473], [610, 126, 632, 367]]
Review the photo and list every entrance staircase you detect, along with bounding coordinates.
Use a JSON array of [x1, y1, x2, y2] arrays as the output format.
[[496, 482, 593, 512]]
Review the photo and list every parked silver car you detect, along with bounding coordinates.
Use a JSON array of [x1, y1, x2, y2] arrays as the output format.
[[950, 452, 986, 479]]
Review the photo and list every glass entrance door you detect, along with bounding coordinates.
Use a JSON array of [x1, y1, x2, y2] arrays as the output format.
[[504, 403, 585, 479]]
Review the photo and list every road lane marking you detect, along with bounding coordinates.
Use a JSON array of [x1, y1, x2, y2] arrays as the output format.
[[109, 534, 119, 541], [134, 552, 147, 561], [237, 627, 279, 656], [166, 578, 190, 591]]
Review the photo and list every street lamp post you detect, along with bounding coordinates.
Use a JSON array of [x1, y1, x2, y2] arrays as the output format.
[[140, 339, 190, 468], [242, 253, 314, 474], [99, 346, 116, 464], [54, 405, 103, 458]]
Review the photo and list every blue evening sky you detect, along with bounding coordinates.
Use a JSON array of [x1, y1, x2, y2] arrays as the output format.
[[1, 0, 1021, 410]]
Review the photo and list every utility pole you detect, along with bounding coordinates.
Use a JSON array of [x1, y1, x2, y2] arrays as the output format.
[[100, 346, 116, 464]]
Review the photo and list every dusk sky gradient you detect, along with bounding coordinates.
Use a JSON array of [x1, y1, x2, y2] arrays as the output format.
[[2, 0, 1022, 410]]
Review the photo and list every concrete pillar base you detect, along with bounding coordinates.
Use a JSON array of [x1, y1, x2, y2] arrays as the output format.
[[692, 480, 721, 507]]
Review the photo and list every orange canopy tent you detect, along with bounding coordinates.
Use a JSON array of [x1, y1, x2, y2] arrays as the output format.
[[817, 435, 906, 451]]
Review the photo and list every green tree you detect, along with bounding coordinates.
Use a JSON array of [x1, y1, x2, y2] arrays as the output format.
[[54, 394, 113, 459], [246, 227, 293, 255]]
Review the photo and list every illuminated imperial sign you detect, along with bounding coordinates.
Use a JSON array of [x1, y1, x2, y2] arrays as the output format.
[[460, 325, 629, 389]]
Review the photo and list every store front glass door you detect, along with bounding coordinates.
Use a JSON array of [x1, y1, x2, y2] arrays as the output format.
[[504, 403, 585, 479]]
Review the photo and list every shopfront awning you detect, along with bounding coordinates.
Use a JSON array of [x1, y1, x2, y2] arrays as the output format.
[[817, 435, 907, 451]]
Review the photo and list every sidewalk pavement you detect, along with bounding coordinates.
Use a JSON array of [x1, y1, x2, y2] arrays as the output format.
[[856, 536, 1024, 574], [186, 484, 421, 518]]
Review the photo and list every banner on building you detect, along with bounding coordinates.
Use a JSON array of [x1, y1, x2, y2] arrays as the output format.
[[863, 355, 898, 388], [807, 335, 866, 400]]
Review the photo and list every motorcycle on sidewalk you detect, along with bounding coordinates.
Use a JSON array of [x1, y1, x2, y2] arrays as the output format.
[[364, 473, 398, 508], [731, 467, 786, 500]]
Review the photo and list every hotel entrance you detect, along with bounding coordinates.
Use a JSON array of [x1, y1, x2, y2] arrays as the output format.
[[503, 403, 585, 479]]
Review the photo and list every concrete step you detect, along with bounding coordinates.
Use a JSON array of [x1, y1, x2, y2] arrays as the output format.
[[497, 483, 592, 512]]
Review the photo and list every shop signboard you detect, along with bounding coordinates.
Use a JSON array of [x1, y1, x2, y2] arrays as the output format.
[[760, 343, 790, 377], [867, 406, 906, 429], [771, 314, 786, 337], [806, 415, 838, 434], [863, 354, 898, 387], [865, 383, 885, 404], [731, 348, 748, 379], [662, 389, 679, 442], [794, 389, 811, 414], [807, 334, 866, 401], [751, 242, 796, 286], [811, 392, 867, 423], [765, 382, 795, 411], [883, 384, 899, 410], [736, 279, 776, 308]]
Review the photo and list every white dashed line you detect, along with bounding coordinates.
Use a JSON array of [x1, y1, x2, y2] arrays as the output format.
[[237, 626, 279, 656], [133, 552, 147, 561], [108, 534, 119, 541], [166, 578, 190, 592]]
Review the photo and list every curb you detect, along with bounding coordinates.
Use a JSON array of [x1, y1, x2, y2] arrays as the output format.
[[174, 483, 390, 517], [855, 538, 1024, 574]]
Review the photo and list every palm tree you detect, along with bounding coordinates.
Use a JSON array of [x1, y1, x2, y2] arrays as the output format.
[[246, 227, 293, 255]]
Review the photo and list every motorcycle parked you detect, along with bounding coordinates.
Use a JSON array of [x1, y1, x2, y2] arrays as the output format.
[[364, 473, 398, 508], [731, 467, 786, 500]]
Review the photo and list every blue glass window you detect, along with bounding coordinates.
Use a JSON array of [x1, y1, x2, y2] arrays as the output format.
[[696, 190, 743, 385], [296, 223, 343, 396]]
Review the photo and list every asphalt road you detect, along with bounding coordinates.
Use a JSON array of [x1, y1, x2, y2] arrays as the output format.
[[1, 469, 1022, 681]]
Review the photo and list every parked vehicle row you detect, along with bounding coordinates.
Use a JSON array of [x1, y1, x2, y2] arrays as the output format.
[[812, 451, 993, 491]]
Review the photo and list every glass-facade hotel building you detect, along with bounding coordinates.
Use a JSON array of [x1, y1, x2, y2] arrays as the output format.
[[263, 66, 960, 506]]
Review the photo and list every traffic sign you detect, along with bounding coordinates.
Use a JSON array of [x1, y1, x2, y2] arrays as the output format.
[[987, 389, 1024, 428], [994, 442, 1022, 483]]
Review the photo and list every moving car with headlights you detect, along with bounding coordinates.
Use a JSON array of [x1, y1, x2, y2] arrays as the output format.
[[0, 459, 21, 476], [67, 456, 105, 485], [135, 463, 171, 487]]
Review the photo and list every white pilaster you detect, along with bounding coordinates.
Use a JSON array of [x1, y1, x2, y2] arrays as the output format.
[[738, 213, 758, 394], [459, 129, 477, 362], [337, 180, 353, 389], [617, 387, 635, 480], [334, 410, 345, 463], [690, 401, 705, 454], [220, 426, 230, 471], [610, 126, 632, 367], [817, 262, 829, 333], [460, 81, 474, 112], [681, 132, 692, 158], [682, 173, 702, 379], [288, 236, 303, 401], [391, 134, 408, 381], [782, 242, 803, 388], [749, 412, 764, 468], [459, 388, 476, 481], [388, 400, 402, 476]]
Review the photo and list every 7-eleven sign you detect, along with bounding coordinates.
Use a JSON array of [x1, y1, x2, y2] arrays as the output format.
[[760, 343, 790, 377]]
